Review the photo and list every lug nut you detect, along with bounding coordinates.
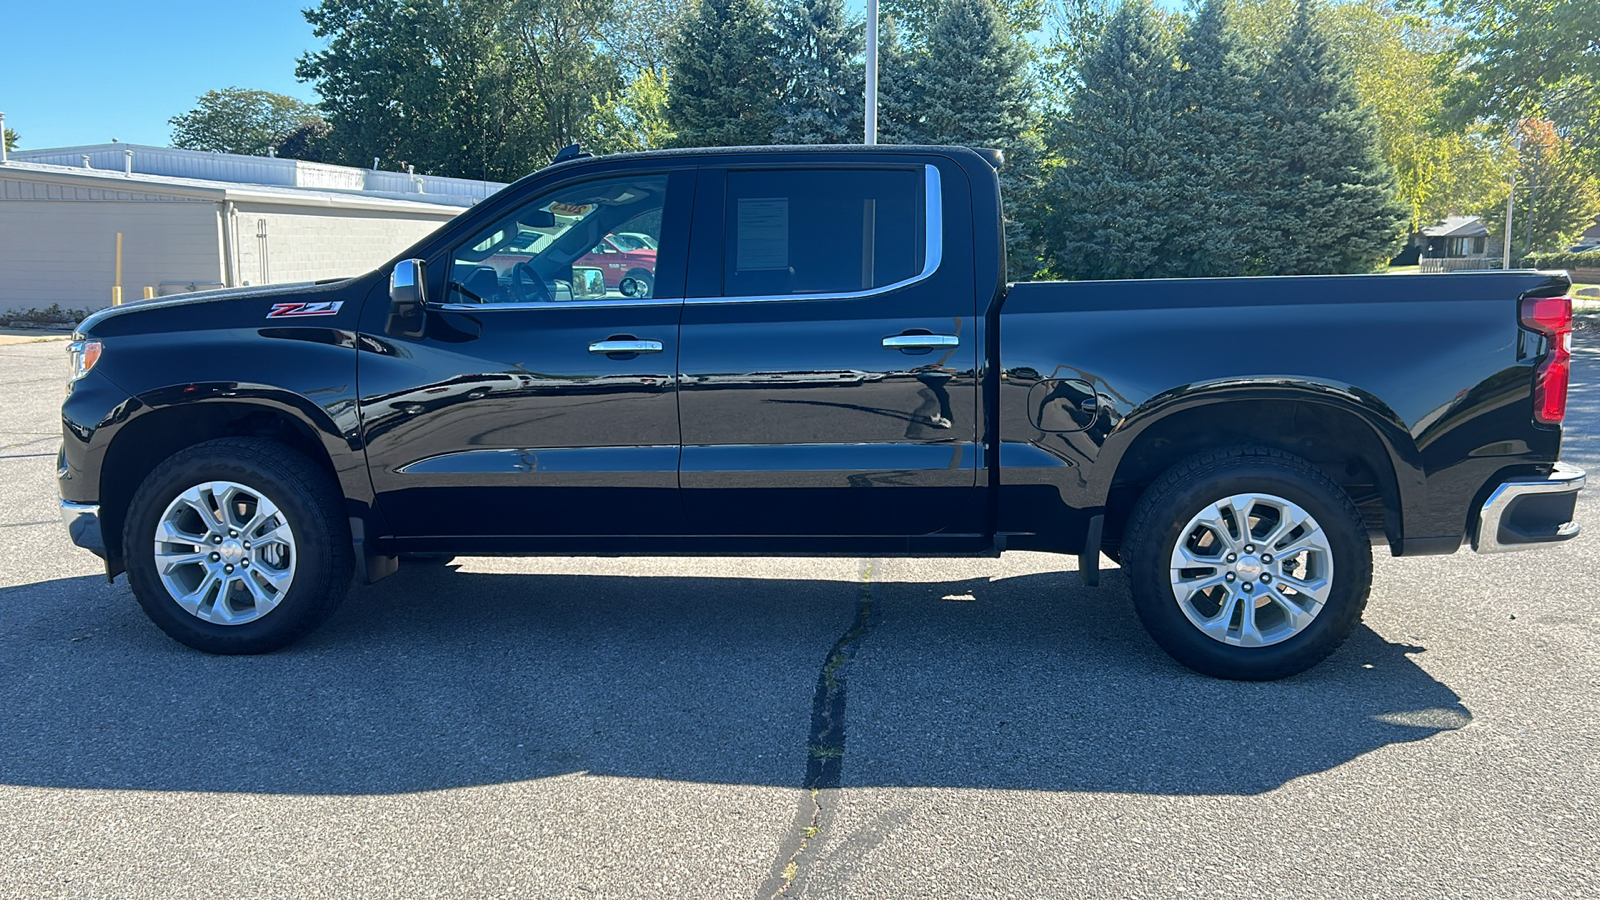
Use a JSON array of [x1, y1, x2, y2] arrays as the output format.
[[212, 535, 223, 544], [224, 564, 234, 574], [1227, 553, 1237, 563], [1244, 544, 1255, 554], [241, 560, 249, 568], [1225, 572, 1236, 582], [229, 530, 238, 538], [1242, 583, 1254, 592], [1261, 553, 1273, 563], [1261, 573, 1272, 583], [242, 542, 251, 550]]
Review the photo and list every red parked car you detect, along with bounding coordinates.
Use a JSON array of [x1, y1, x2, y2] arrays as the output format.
[[576, 234, 657, 295]]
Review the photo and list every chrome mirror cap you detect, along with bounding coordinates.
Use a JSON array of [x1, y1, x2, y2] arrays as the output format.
[[390, 259, 427, 306]]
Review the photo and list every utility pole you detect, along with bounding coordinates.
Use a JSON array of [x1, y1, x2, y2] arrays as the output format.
[[865, 0, 878, 145], [1503, 130, 1522, 269]]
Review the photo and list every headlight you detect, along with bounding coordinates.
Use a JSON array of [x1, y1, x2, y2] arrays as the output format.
[[67, 339, 103, 382]]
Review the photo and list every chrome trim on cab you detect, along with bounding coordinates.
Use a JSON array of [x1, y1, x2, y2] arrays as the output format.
[[433, 297, 682, 313], [686, 164, 943, 306], [61, 500, 106, 557], [1473, 462, 1585, 553]]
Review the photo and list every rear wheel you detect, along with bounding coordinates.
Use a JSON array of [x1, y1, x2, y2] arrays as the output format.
[[123, 438, 352, 654], [1120, 446, 1371, 680]]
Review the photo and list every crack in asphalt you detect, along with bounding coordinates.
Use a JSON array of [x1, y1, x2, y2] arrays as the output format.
[[760, 559, 880, 899]]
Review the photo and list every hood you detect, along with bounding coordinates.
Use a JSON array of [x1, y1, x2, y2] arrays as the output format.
[[76, 277, 358, 335]]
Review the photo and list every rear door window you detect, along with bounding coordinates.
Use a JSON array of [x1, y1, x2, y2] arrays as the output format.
[[722, 168, 925, 298]]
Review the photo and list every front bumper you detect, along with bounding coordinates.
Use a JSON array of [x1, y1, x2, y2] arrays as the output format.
[[61, 500, 107, 558], [1472, 462, 1585, 553]]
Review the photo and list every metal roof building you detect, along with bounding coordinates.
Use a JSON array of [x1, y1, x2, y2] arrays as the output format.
[[0, 144, 507, 316]]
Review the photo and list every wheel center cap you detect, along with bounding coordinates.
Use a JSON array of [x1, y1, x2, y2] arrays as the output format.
[[1234, 555, 1263, 578], [220, 540, 245, 565]]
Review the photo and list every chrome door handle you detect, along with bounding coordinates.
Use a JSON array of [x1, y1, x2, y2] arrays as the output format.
[[589, 340, 663, 354], [883, 334, 959, 350]]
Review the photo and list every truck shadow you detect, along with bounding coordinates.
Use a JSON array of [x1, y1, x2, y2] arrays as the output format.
[[0, 565, 1466, 797]]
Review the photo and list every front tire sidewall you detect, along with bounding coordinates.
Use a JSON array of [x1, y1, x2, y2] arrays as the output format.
[[124, 444, 349, 654], [1127, 465, 1371, 680]]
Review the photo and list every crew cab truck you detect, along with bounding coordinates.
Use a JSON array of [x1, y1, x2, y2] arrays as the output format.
[[59, 145, 1585, 680]]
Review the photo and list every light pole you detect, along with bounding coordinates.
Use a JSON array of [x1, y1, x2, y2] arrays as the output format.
[[1503, 131, 1522, 269], [865, 0, 878, 145]]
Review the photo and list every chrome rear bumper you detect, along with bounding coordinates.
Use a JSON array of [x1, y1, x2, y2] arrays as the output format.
[[1472, 462, 1585, 553], [61, 500, 107, 558]]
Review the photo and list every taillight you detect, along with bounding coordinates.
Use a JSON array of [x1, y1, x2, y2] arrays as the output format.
[[1520, 295, 1572, 424]]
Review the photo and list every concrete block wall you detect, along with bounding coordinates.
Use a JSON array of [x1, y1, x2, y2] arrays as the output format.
[[0, 196, 223, 314], [231, 204, 456, 287]]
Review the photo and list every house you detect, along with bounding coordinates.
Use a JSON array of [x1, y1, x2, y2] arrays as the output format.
[[1417, 216, 1491, 272], [0, 144, 507, 316]]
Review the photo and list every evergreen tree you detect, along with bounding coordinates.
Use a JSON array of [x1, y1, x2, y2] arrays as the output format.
[[903, 0, 1046, 276], [665, 0, 782, 147], [1042, 0, 1186, 280], [773, 0, 865, 144], [1169, 0, 1274, 276], [1259, 0, 1407, 273], [875, 16, 924, 144]]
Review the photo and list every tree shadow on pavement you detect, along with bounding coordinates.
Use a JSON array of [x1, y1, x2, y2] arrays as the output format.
[[0, 564, 1466, 797]]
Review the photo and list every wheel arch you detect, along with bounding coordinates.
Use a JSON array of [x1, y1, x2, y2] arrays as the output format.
[[98, 394, 360, 571], [1098, 382, 1423, 555]]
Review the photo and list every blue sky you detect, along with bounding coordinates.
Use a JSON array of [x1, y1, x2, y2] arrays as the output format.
[[4, 1, 321, 149], [2, 0, 1145, 151]]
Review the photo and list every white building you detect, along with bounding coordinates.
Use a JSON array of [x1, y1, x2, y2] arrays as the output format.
[[0, 144, 507, 316]]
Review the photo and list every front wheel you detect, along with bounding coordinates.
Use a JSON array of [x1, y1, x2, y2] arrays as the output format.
[[1120, 446, 1371, 680], [123, 437, 353, 654]]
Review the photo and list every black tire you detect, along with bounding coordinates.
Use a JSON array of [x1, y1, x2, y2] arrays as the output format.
[[1120, 445, 1371, 680], [123, 437, 353, 654]]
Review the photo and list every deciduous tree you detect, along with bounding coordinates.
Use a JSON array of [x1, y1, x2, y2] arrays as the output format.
[[297, 0, 622, 180], [169, 88, 321, 157], [1485, 119, 1600, 255], [1427, 0, 1600, 162]]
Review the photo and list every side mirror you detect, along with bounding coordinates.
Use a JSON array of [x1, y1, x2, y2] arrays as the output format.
[[390, 258, 427, 306], [386, 259, 427, 337], [571, 266, 607, 299]]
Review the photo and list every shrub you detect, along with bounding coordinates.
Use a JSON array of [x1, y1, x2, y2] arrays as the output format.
[[1, 304, 92, 328], [1521, 250, 1600, 270]]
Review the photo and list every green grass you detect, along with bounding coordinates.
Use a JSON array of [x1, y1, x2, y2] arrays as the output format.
[[1385, 265, 1421, 275]]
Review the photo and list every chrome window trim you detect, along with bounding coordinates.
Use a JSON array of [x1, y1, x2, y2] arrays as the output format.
[[429, 163, 941, 313], [433, 297, 682, 312], [686, 163, 942, 306]]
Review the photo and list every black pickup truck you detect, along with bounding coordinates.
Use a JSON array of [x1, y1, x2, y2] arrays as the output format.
[[59, 145, 1584, 679]]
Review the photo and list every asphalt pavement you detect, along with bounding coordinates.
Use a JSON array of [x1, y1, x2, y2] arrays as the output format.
[[2, 325, 1598, 899]]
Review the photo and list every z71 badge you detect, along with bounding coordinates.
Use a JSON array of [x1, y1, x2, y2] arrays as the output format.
[[267, 301, 344, 319]]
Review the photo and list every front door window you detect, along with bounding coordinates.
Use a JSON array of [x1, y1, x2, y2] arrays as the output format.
[[447, 175, 669, 304]]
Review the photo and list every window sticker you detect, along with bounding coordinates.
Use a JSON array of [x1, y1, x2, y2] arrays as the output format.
[[736, 197, 789, 271]]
